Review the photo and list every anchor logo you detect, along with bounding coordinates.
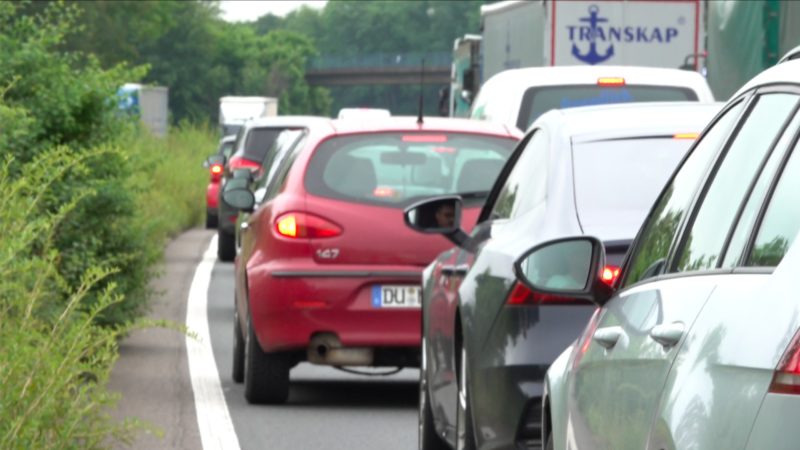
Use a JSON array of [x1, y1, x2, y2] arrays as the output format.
[[572, 5, 615, 65]]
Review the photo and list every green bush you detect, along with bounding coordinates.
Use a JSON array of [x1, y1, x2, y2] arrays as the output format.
[[0, 147, 140, 449], [0, 3, 218, 445], [1, 2, 216, 327]]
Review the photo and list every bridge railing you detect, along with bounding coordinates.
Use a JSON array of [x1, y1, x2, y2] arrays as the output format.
[[307, 51, 452, 71]]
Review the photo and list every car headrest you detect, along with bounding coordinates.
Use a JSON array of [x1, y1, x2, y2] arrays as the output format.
[[456, 158, 504, 193]]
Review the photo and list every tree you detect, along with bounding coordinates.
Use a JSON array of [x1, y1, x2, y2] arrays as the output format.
[[62, 0, 330, 122]]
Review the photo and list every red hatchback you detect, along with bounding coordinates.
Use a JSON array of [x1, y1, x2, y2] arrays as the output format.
[[224, 117, 520, 404]]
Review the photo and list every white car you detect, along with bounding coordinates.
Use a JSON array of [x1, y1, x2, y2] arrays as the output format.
[[470, 65, 715, 132], [532, 59, 800, 450], [779, 44, 800, 64]]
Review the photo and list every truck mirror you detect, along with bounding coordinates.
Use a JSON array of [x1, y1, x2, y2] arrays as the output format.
[[461, 90, 473, 105]]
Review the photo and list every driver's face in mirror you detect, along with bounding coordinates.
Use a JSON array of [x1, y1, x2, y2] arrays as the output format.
[[435, 203, 456, 228]]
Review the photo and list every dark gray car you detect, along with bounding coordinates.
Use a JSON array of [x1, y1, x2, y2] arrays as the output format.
[[406, 102, 720, 450], [217, 116, 328, 261]]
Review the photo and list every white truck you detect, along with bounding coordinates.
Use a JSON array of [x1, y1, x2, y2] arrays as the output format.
[[118, 83, 169, 137], [480, 0, 706, 82], [218, 96, 278, 137], [449, 34, 482, 118]]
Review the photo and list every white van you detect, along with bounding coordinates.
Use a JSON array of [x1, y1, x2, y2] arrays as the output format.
[[471, 65, 715, 131]]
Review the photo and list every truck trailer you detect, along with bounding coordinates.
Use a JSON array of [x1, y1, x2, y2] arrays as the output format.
[[480, 0, 706, 83], [117, 83, 169, 137], [218, 96, 278, 137]]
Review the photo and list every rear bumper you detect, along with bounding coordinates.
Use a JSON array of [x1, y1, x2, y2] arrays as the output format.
[[471, 304, 596, 449], [472, 365, 545, 450], [248, 262, 423, 360], [218, 191, 238, 233]]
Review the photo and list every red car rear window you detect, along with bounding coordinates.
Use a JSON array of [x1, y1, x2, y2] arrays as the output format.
[[305, 132, 516, 207]]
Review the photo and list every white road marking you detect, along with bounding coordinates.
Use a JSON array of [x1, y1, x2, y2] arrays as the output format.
[[186, 235, 241, 450]]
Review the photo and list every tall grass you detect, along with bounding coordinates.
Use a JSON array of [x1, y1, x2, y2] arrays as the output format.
[[128, 124, 218, 243]]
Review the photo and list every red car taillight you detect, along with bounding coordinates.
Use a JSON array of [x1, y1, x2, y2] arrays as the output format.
[[770, 329, 800, 394], [228, 156, 261, 172], [275, 212, 342, 239], [505, 281, 589, 306], [601, 265, 621, 286], [210, 163, 223, 182]]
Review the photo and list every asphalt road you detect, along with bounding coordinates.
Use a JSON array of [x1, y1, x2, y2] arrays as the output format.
[[109, 229, 418, 450]]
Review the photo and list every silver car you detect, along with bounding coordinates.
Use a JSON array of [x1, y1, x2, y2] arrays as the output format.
[[528, 60, 800, 449]]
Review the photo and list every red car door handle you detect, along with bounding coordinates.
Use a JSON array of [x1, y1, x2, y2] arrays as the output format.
[[649, 322, 685, 348], [593, 326, 624, 349]]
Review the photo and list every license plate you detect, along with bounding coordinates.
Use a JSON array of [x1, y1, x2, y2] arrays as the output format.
[[371, 285, 422, 308]]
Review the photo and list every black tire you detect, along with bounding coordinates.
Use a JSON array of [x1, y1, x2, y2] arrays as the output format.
[[217, 228, 236, 262], [231, 307, 245, 383], [243, 317, 290, 404], [456, 345, 477, 450], [205, 211, 218, 229], [419, 337, 448, 450]]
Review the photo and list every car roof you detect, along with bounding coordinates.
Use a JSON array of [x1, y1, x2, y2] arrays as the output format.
[[244, 115, 331, 129], [219, 135, 236, 144], [733, 59, 800, 98], [482, 65, 711, 90], [325, 116, 519, 138], [536, 101, 723, 143]]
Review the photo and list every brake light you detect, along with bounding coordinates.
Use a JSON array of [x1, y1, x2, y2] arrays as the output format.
[[601, 265, 621, 286], [507, 282, 534, 305], [402, 135, 448, 143], [275, 212, 342, 239], [373, 186, 396, 198], [769, 329, 800, 394], [228, 156, 261, 172], [505, 281, 588, 306], [210, 163, 223, 182], [597, 77, 625, 86], [673, 133, 699, 140]]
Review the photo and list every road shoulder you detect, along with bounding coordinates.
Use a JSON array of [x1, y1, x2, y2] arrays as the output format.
[[108, 228, 213, 450]]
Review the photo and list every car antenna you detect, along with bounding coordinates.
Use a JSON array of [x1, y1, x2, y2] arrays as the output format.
[[417, 57, 425, 125]]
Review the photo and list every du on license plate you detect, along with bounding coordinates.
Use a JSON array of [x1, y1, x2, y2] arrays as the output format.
[[371, 285, 422, 308]]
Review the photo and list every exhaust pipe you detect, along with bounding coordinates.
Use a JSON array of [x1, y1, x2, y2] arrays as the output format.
[[308, 333, 373, 366]]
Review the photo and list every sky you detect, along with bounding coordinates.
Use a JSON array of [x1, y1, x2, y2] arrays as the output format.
[[219, 1, 328, 22]]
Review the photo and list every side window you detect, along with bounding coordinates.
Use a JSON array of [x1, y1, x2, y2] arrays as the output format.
[[220, 141, 235, 159], [676, 93, 799, 272], [723, 110, 800, 267], [233, 127, 246, 153], [264, 136, 307, 202], [623, 100, 745, 287], [489, 129, 549, 220], [746, 144, 800, 267]]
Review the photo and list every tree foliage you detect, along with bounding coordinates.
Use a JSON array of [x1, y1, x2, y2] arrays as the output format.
[[252, 0, 486, 115], [24, 1, 484, 120], [63, 0, 331, 122]]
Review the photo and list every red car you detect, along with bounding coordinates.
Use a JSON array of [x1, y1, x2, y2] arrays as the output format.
[[224, 117, 520, 404], [204, 135, 237, 228]]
